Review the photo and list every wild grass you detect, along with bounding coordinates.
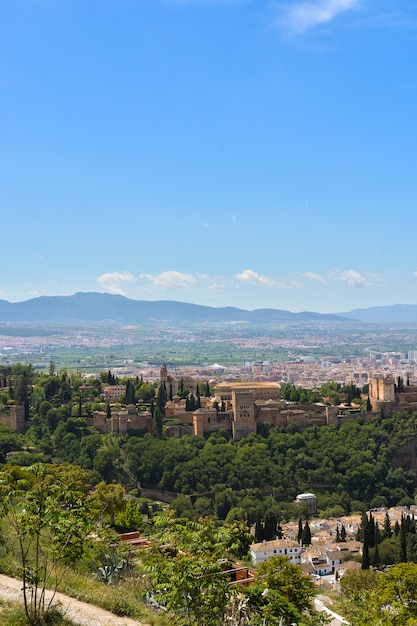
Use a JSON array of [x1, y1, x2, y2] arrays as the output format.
[[0, 600, 76, 625], [0, 525, 174, 625]]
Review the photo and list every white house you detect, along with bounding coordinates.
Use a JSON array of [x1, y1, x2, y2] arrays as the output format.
[[301, 548, 341, 576], [250, 539, 302, 567]]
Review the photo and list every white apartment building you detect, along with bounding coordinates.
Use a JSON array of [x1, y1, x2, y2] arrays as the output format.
[[250, 539, 302, 566]]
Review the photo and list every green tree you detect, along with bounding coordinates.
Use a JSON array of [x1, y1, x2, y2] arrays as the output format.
[[348, 563, 417, 625], [383, 511, 392, 539], [156, 383, 167, 416], [297, 517, 303, 543], [0, 464, 93, 625], [301, 520, 311, 546], [362, 535, 370, 570], [153, 405, 163, 439], [255, 510, 263, 542], [90, 481, 127, 526], [143, 515, 250, 625], [245, 556, 323, 625]]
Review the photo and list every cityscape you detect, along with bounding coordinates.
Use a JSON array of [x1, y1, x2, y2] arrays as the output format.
[[2, 319, 417, 390]]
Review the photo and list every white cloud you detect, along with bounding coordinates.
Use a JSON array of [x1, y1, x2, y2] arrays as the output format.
[[140, 271, 197, 290], [281, 0, 360, 33], [368, 273, 389, 284], [235, 269, 275, 286], [235, 269, 301, 289], [96, 271, 135, 296], [333, 269, 372, 288], [414, 271, 417, 278], [303, 271, 327, 284]]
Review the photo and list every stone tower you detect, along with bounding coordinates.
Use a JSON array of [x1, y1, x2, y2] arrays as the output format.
[[160, 363, 168, 386], [232, 389, 256, 440], [369, 375, 396, 413]]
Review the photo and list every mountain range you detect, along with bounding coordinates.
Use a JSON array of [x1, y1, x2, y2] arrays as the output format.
[[0, 293, 343, 324], [0, 293, 416, 325]]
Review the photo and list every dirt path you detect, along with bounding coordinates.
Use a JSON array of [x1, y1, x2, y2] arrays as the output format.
[[0, 574, 149, 626]]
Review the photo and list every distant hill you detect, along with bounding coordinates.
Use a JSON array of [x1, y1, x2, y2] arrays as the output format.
[[0, 292, 346, 324], [339, 304, 417, 324]]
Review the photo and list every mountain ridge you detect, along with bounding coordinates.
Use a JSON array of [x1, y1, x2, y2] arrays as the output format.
[[0, 292, 346, 324], [1, 293, 417, 324]]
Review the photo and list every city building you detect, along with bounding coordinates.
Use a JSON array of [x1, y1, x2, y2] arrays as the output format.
[[295, 493, 317, 514], [250, 539, 302, 566], [89, 404, 152, 434], [102, 385, 126, 402], [159, 364, 198, 397]]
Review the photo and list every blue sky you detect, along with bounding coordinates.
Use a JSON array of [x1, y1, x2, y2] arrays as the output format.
[[1, 0, 417, 313]]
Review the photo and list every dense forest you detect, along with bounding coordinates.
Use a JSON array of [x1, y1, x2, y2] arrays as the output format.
[[1, 364, 417, 524]]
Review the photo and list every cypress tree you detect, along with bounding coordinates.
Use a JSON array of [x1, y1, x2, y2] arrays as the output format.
[[264, 511, 277, 541], [373, 541, 380, 568], [125, 380, 135, 404], [205, 381, 211, 397], [357, 512, 368, 542], [361, 536, 370, 570], [188, 393, 196, 412], [157, 383, 167, 417], [400, 524, 408, 563], [383, 511, 392, 539], [340, 524, 347, 542], [255, 511, 263, 542], [154, 405, 163, 439], [297, 518, 303, 544], [368, 513, 375, 548], [366, 396, 372, 412], [301, 520, 311, 546]]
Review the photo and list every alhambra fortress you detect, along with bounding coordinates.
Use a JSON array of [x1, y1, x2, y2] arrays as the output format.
[[1, 367, 416, 439]]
